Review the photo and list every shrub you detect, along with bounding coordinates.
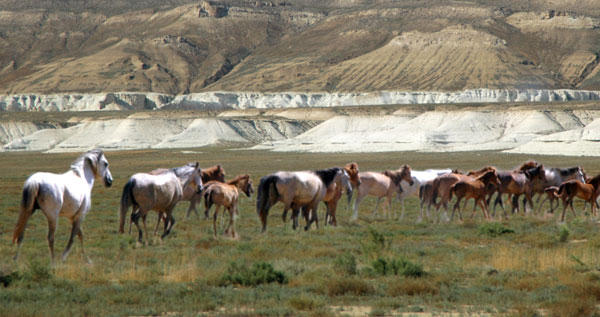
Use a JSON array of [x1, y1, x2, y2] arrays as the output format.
[[220, 261, 287, 286], [24, 259, 52, 283], [388, 278, 439, 296], [371, 258, 424, 278], [360, 228, 388, 258], [288, 295, 324, 311], [334, 253, 357, 275], [326, 277, 374, 296], [479, 222, 514, 237], [558, 224, 570, 243]]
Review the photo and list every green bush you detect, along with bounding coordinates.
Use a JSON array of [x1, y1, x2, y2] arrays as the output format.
[[558, 224, 570, 243], [24, 259, 52, 283], [479, 222, 514, 237], [220, 261, 287, 286], [371, 257, 424, 277], [334, 253, 357, 275]]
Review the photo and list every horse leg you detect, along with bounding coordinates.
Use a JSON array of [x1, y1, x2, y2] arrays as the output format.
[[153, 213, 162, 239], [479, 199, 490, 220], [569, 198, 577, 219], [399, 198, 405, 220], [352, 192, 366, 221], [451, 196, 462, 221], [213, 205, 220, 238], [161, 212, 176, 240], [305, 201, 320, 231], [75, 221, 92, 264], [142, 214, 150, 246], [132, 211, 143, 247], [328, 201, 338, 226], [371, 197, 382, 219], [45, 214, 59, 266]]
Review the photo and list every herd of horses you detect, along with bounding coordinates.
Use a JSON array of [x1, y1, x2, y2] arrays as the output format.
[[9, 149, 600, 264]]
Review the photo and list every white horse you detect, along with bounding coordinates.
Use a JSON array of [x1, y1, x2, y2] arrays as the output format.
[[396, 169, 452, 222], [13, 149, 113, 265]]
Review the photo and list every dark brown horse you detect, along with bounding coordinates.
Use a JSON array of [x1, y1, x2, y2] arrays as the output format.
[[490, 165, 545, 218], [556, 174, 600, 222], [203, 174, 254, 238], [449, 170, 500, 221]]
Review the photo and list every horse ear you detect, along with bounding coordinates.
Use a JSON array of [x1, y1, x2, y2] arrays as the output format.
[[194, 162, 199, 169]]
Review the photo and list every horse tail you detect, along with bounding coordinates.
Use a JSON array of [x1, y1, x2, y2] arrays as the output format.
[[256, 175, 279, 218], [431, 179, 439, 205], [203, 185, 214, 211], [13, 181, 39, 245], [119, 178, 137, 234], [556, 184, 566, 198]]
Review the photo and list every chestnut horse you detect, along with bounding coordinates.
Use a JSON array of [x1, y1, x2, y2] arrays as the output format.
[[431, 167, 495, 218], [449, 170, 500, 221], [203, 174, 254, 238], [351, 165, 413, 220], [150, 164, 225, 219], [556, 174, 600, 222], [323, 163, 361, 226], [256, 167, 348, 232]]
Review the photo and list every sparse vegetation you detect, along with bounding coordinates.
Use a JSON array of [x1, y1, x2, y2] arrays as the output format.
[[0, 149, 599, 315]]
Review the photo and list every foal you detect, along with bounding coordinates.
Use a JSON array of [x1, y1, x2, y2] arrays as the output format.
[[556, 174, 600, 222], [449, 170, 500, 221], [203, 174, 254, 238]]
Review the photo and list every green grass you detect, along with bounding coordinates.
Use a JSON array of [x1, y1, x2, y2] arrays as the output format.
[[1, 148, 600, 315]]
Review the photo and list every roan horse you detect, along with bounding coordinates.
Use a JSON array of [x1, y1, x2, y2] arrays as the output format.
[[203, 174, 254, 238], [13, 149, 113, 265], [119, 162, 203, 246], [151, 164, 225, 219], [256, 167, 349, 232], [351, 165, 414, 220], [555, 174, 600, 222]]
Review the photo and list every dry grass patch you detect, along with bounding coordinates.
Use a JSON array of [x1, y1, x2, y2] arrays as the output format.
[[387, 278, 439, 296], [490, 244, 600, 273]]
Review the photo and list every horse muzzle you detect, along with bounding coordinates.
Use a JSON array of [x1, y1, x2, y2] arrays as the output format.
[[196, 184, 203, 194], [104, 175, 113, 188]]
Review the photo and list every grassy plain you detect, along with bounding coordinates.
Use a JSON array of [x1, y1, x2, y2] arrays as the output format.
[[1, 148, 600, 316]]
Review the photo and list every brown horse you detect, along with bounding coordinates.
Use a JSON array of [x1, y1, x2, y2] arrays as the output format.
[[432, 167, 495, 217], [490, 165, 545, 218], [151, 164, 225, 219], [449, 170, 500, 221], [351, 165, 413, 220], [556, 174, 600, 222], [323, 163, 360, 226], [203, 174, 254, 238], [537, 186, 560, 215]]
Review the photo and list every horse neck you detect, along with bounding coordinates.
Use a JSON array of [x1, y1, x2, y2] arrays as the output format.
[[72, 163, 96, 188], [228, 176, 245, 188]]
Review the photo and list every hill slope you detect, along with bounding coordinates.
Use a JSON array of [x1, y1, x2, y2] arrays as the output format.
[[0, 0, 599, 94]]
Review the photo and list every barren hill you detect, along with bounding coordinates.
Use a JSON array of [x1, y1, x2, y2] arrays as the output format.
[[0, 0, 599, 94]]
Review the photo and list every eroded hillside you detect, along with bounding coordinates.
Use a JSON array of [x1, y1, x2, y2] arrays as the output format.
[[0, 0, 599, 94]]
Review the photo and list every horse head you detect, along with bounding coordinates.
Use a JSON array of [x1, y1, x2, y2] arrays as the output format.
[[478, 170, 500, 188], [399, 165, 414, 186], [523, 164, 545, 181], [242, 174, 254, 197], [576, 166, 586, 183], [84, 149, 113, 187], [516, 160, 540, 172], [344, 162, 361, 187], [185, 162, 203, 194]]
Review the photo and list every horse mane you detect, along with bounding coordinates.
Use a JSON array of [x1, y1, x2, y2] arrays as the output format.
[[314, 167, 341, 188], [70, 149, 104, 175], [382, 170, 402, 186], [558, 166, 580, 176], [202, 164, 225, 182], [227, 174, 249, 185], [468, 166, 496, 176], [476, 169, 496, 181], [515, 160, 539, 172]]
